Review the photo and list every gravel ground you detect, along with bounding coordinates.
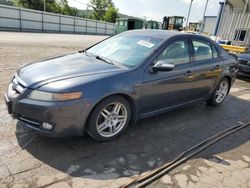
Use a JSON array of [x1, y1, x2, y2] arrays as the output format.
[[0, 32, 250, 188]]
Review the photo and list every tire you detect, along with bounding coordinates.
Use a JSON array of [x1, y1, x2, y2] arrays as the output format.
[[207, 78, 230, 106], [87, 96, 131, 142]]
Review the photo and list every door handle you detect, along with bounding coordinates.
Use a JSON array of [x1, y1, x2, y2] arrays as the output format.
[[210, 65, 220, 71], [185, 70, 193, 76]]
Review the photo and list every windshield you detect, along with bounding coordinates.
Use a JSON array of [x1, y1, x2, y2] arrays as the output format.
[[176, 18, 183, 25], [87, 33, 164, 68]]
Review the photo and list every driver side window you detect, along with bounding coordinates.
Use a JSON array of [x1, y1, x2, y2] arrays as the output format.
[[157, 40, 190, 65]]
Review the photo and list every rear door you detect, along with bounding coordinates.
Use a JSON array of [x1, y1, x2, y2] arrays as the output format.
[[190, 38, 222, 99]]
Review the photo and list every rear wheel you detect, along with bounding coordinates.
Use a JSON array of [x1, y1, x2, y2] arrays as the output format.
[[208, 78, 230, 106], [87, 96, 131, 141]]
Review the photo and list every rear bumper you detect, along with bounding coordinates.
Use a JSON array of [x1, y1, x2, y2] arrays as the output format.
[[4, 93, 94, 137]]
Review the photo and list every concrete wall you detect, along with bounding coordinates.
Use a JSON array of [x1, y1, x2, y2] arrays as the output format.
[[0, 5, 115, 35]]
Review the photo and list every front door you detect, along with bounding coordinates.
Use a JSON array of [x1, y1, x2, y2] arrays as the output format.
[[140, 39, 197, 116]]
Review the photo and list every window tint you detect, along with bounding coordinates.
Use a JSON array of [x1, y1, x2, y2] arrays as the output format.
[[192, 40, 213, 61], [158, 40, 190, 65], [212, 45, 219, 59]]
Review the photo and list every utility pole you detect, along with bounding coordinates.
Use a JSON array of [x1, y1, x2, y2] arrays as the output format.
[[185, 0, 193, 30], [201, 0, 209, 32], [44, 0, 46, 12], [87, 6, 89, 18], [86, 4, 91, 18]]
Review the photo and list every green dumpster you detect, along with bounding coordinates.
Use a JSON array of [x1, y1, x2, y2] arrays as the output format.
[[115, 18, 144, 34]]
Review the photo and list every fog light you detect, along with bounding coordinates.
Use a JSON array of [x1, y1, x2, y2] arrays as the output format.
[[42, 122, 53, 130]]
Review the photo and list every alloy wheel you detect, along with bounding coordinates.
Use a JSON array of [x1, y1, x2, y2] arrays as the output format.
[[215, 80, 229, 104], [96, 102, 128, 138]]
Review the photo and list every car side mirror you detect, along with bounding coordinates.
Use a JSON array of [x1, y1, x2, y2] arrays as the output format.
[[152, 60, 175, 72]]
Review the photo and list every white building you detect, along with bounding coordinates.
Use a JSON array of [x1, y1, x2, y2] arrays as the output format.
[[215, 0, 250, 47], [202, 16, 217, 35]]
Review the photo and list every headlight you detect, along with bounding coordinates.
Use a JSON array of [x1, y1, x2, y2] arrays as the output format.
[[28, 90, 82, 101]]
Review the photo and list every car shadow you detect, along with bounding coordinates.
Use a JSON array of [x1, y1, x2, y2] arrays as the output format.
[[15, 94, 250, 180]]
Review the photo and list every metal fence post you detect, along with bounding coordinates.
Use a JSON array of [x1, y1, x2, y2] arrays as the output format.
[[42, 12, 44, 31], [59, 15, 61, 32], [74, 17, 76, 33], [96, 20, 98, 35], [85, 19, 87, 34], [19, 8, 22, 31], [105, 23, 107, 35]]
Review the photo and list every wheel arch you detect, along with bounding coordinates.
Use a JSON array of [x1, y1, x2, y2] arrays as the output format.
[[223, 75, 232, 94], [86, 93, 138, 130]]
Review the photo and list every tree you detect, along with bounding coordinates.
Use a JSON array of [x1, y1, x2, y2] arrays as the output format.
[[16, 0, 78, 16], [103, 5, 118, 23], [56, 0, 74, 15], [0, 0, 15, 6], [17, 0, 46, 11], [15, 0, 118, 22], [89, 0, 118, 22]]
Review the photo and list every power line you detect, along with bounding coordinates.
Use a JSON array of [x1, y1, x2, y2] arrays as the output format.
[[70, 0, 89, 7]]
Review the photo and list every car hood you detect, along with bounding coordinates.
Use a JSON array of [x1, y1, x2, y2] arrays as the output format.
[[17, 53, 123, 88]]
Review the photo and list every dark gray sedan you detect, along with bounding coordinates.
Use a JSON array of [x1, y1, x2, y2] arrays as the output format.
[[238, 52, 250, 77], [5, 30, 238, 141]]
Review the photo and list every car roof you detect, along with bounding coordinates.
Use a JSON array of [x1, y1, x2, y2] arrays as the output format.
[[122, 29, 207, 41], [121, 29, 228, 56]]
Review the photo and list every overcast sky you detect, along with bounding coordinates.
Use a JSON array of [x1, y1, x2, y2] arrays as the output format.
[[68, 0, 220, 22]]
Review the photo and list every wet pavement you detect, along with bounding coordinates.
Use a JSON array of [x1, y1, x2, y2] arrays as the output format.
[[0, 32, 249, 188]]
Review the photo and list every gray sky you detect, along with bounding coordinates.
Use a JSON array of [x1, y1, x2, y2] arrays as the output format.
[[68, 0, 220, 22]]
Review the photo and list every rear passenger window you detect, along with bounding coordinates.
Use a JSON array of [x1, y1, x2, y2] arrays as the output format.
[[192, 40, 213, 61], [158, 40, 190, 65]]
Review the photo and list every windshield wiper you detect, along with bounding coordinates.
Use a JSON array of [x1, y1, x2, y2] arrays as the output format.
[[82, 51, 115, 65], [95, 56, 114, 65], [78, 49, 85, 53], [79, 49, 93, 58]]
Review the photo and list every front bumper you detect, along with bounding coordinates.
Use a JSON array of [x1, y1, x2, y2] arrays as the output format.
[[4, 92, 93, 137]]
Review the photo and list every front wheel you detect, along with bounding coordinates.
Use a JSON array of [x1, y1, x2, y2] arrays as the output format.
[[87, 96, 131, 141], [208, 78, 230, 106]]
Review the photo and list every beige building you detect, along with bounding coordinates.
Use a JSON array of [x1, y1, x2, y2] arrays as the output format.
[[215, 0, 250, 47]]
